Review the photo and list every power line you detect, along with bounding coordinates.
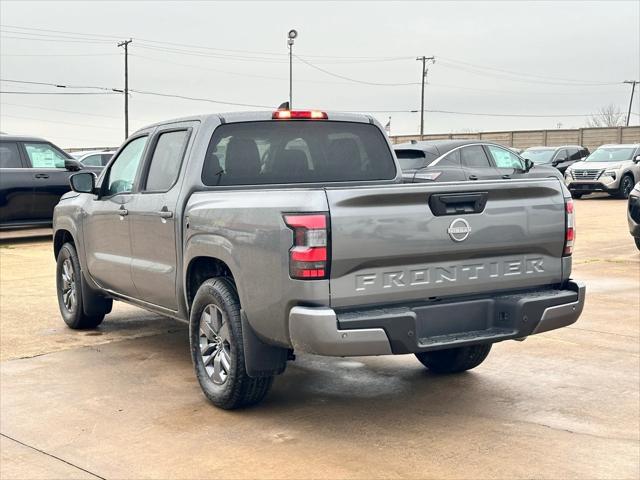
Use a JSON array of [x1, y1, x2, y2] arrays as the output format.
[[1, 53, 121, 57], [129, 89, 273, 109], [1, 113, 121, 130], [0, 34, 114, 45], [0, 91, 119, 95], [1, 102, 121, 119], [295, 55, 420, 86], [1, 78, 120, 92], [437, 56, 619, 85]]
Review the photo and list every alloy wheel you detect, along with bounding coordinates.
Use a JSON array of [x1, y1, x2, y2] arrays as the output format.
[[60, 258, 77, 312], [199, 304, 232, 385]]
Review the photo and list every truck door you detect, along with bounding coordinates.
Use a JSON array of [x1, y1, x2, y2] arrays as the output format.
[[128, 125, 193, 310], [83, 135, 149, 296]]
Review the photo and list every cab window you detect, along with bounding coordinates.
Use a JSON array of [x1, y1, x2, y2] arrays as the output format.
[[144, 130, 190, 192], [23, 142, 69, 169], [487, 145, 524, 169], [104, 136, 147, 196]]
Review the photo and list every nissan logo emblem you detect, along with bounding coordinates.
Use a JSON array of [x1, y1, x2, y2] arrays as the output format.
[[447, 218, 471, 242]]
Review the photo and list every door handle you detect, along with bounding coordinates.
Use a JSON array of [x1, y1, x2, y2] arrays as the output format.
[[158, 210, 173, 219], [468, 175, 478, 180], [118, 208, 128, 216], [34, 173, 49, 179], [502, 174, 511, 179]]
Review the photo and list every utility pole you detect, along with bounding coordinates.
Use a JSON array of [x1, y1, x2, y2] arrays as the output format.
[[287, 30, 298, 109], [623, 80, 638, 127], [118, 39, 133, 139], [416, 56, 435, 138]]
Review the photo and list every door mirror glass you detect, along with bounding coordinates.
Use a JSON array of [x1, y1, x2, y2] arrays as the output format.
[[635, 155, 640, 163], [65, 158, 83, 171], [70, 172, 96, 193]]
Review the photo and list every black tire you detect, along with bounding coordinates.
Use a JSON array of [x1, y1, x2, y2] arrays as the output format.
[[56, 242, 106, 329], [189, 278, 273, 410], [571, 192, 583, 199], [618, 175, 634, 199], [415, 344, 492, 374], [635, 237, 640, 251]]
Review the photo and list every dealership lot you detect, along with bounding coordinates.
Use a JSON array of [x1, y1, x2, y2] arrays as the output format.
[[0, 196, 638, 479]]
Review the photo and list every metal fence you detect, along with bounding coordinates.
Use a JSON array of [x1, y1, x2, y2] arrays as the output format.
[[389, 126, 640, 151]]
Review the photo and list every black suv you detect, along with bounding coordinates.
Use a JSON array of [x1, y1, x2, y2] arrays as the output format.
[[0, 135, 100, 229], [521, 145, 589, 174]]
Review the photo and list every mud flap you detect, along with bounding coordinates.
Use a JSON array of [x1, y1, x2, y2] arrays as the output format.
[[81, 272, 113, 317], [241, 311, 287, 378]]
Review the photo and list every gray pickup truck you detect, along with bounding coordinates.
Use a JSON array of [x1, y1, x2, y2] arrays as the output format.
[[53, 110, 585, 409]]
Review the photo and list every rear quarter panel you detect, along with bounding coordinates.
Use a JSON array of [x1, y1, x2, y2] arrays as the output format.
[[183, 189, 330, 347]]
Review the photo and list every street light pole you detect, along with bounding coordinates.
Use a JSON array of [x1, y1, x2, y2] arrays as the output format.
[[288, 29, 298, 109], [416, 56, 435, 138], [623, 80, 638, 127]]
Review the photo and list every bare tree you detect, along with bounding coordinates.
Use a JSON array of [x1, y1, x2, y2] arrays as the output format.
[[586, 104, 626, 127]]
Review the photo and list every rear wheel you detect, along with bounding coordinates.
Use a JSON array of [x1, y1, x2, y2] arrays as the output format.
[[635, 237, 640, 251], [415, 344, 492, 374], [189, 278, 273, 409], [56, 242, 106, 329], [618, 175, 634, 199], [571, 192, 583, 199]]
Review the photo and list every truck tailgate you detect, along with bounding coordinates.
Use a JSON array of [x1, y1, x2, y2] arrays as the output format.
[[326, 179, 567, 308]]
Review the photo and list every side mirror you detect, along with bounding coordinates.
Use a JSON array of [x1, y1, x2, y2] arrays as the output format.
[[634, 155, 640, 163], [524, 158, 534, 172], [64, 158, 83, 172], [69, 172, 96, 194], [551, 160, 559, 167]]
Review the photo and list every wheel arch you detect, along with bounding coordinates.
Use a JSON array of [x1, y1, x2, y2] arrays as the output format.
[[185, 255, 236, 308], [53, 229, 75, 258]]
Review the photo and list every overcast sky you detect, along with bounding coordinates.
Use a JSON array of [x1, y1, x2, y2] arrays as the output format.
[[1, 0, 639, 148]]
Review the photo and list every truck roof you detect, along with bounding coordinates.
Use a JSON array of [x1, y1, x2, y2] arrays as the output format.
[[134, 110, 376, 136]]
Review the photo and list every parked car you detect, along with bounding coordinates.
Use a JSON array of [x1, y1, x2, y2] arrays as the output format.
[[54, 110, 584, 409], [564, 144, 640, 199], [0, 135, 99, 229], [76, 150, 115, 167], [628, 182, 640, 250], [521, 145, 589, 174], [393, 140, 561, 182]]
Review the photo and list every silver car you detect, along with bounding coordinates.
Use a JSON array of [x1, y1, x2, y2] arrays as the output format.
[[565, 144, 640, 199]]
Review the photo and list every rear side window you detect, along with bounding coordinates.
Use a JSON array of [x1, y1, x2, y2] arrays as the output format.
[[439, 149, 461, 166], [145, 130, 190, 191], [0, 142, 22, 168], [202, 121, 396, 186], [460, 145, 491, 168], [23, 142, 69, 168]]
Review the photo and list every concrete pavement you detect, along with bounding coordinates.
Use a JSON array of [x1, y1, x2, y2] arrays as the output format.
[[1, 196, 638, 479]]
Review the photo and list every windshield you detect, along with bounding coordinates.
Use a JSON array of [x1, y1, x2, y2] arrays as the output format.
[[585, 147, 636, 162], [522, 149, 554, 164], [202, 121, 396, 186]]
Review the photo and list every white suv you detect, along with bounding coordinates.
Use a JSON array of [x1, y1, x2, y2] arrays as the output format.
[[565, 144, 640, 199]]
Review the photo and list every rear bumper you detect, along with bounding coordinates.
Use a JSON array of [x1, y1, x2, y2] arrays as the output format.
[[288, 281, 585, 356]]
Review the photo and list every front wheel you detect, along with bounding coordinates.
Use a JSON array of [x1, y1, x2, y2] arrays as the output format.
[[189, 278, 273, 409], [618, 175, 634, 199], [415, 344, 492, 374], [56, 242, 105, 329]]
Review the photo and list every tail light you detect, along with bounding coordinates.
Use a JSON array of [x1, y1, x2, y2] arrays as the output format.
[[272, 110, 328, 120], [284, 213, 329, 279], [563, 197, 575, 256]]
